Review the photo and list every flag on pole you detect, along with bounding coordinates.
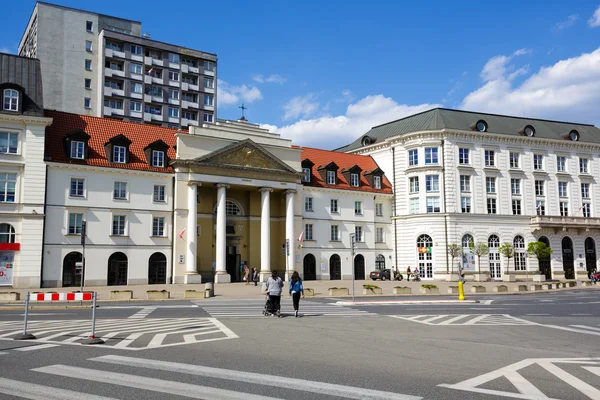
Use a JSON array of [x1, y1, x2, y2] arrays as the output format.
[[147, 67, 154, 75], [298, 230, 303, 243], [178, 228, 185, 239]]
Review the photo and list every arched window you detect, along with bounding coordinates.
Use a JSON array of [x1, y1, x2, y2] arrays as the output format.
[[107, 252, 128, 286], [0, 223, 15, 243], [226, 200, 241, 215], [375, 254, 385, 270], [461, 234, 475, 272], [514, 235, 526, 271], [416, 235, 433, 279], [488, 235, 500, 248], [461, 234, 474, 248], [3, 89, 19, 111], [488, 235, 501, 279]]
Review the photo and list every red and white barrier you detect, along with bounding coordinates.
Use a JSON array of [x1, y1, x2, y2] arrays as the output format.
[[31, 292, 93, 301]]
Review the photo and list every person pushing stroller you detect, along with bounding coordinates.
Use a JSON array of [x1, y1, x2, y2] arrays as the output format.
[[264, 270, 284, 317]]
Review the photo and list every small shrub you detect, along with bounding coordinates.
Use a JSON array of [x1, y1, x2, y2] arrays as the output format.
[[328, 287, 338, 290], [362, 284, 380, 289], [421, 284, 438, 289], [147, 290, 168, 293], [393, 286, 408, 289]]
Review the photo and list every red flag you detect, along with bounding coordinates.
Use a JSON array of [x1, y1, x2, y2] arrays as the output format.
[[178, 228, 185, 239]]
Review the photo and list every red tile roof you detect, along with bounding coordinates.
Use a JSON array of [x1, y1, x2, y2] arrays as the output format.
[[300, 147, 392, 194], [44, 110, 179, 173]]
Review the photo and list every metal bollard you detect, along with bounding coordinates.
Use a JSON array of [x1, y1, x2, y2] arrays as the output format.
[[458, 281, 465, 301], [14, 292, 36, 340], [81, 292, 104, 345]]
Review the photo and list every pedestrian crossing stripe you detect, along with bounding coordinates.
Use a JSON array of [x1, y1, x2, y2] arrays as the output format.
[[389, 314, 539, 326]]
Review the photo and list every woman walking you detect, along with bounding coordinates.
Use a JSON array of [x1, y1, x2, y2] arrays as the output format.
[[289, 271, 305, 318]]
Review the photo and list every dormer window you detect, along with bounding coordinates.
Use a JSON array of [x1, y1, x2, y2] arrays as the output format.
[[363, 167, 385, 190], [113, 146, 126, 163], [152, 150, 165, 168], [302, 167, 311, 182], [70, 141, 85, 159], [373, 176, 381, 189], [3, 89, 18, 111], [64, 129, 91, 160], [105, 134, 132, 164], [143, 139, 170, 169], [350, 173, 359, 187], [327, 171, 336, 185]]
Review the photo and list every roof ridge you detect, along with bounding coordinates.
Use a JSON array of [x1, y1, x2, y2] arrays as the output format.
[[370, 107, 441, 130], [437, 107, 596, 127]]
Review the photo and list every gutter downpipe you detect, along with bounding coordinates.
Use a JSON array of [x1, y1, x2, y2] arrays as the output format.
[[169, 175, 176, 284], [441, 137, 449, 276], [39, 164, 49, 288], [392, 146, 398, 271]]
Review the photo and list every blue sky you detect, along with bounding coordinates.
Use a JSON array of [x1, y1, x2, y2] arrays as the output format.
[[2, 0, 600, 149]]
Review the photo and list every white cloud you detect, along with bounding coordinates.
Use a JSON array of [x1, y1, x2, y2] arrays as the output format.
[[513, 48, 532, 56], [481, 55, 511, 81], [0, 47, 12, 54], [283, 93, 319, 120], [217, 80, 262, 106], [461, 47, 600, 124], [266, 95, 440, 149], [556, 14, 579, 30], [508, 65, 530, 80], [253, 74, 287, 84], [589, 5, 600, 27]]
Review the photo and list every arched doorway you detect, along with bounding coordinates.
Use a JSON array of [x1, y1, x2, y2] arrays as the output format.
[[148, 253, 167, 284], [562, 237, 574, 279], [461, 234, 475, 273], [488, 235, 501, 279], [354, 254, 365, 280], [417, 235, 433, 279], [107, 252, 128, 286], [329, 254, 341, 280], [538, 236, 552, 280], [303, 254, 316, 281], [375, 254, 385, 270], [62, 252, 83, 287], [585, 237, 596, 277]]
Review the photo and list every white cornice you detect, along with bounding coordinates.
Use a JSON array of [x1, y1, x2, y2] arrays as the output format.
[[0, 114, 53, 126], [46, 162, 172, 178], [302, 186, 393, 198]]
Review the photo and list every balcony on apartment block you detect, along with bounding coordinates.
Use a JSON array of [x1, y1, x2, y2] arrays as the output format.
[[103, 86, 125, 97], [168, 62, 180, 70], [181, 100, 199, 109], [152, 58, 164, 67], [181, 118, 199, 127], [105, 48, 126, 59], [530, 215, 600, 233], [105, 67, 125, 78], [130, 53, 143, 63], [104, 106, 125, 117]]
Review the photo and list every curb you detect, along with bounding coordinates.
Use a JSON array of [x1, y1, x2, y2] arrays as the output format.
[[335, 300, 480, 306]]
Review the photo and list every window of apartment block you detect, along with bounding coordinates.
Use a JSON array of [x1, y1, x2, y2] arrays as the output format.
[[113, 146, 126, 163], [168, 89, 179, 100], [580, 158, 589, 174], [408, 149, 418, 166], [2, 89, 18, 112], [535, 180, 545, 196], [509, 152, 520, 169], [168, 53, 180, 63], [583, 203, 592, 217], [425, 147, 438, 164], [376, 203, 383, 216], [85, 59, 92, 70], [350, 173, 359, 187], [130, 45, 143, 55], [330, 225, 339, 241], [0, 173, 16, 203], [182, 111, 196, 120], [511, 178, 521, 195], [112, 215, 126, 236], [458, 148, 469, 165], [204, 78, 214, 89], [86, 21, 93, 32], [409, 177, 419, 193], [168, 107, 179, 118], [556, 156, 566, 172], [168, 71, 179, 81], [84, 79, 91, 89], [486, 177, 496, 193], [130, 101, 142, 112], [130, 63, 142, 74], [581, 183, 590, 199], [104, 99, 123, 109], [355, 226, 363, 242], [132, 83, 143, 94], [373, 175, 381, 189], [305, 224, 313, 240], [512, 199, 521, 215], [426, 197, 440, 213], [484, 150, 495, 167], [461, 197, 471, 213], [204, 60, 214, 71], [304, 197, 313, 212], [152, 217, 165, 236], [85, 41, 92, 52], [105, 80, 123, 90], [84, 98, 91, 109], [536, 200, 546, 216], [326, 170, 336, 185], [182, 92, 197, 102], [204, 94, 213, 106], [409, 198, 419, 214], [560, 201, 569, 217], [152, 150, 165, 168], [70, 141, 85, 159], [70, 178, 84, 197], [302, 168, 311, 182], [68, 213, 83, 235], [533, 154, 544, 170], [113, 182, 127, 200], [376, 227, 384, 243], [203, 113, 213, 123], [0, 132, 18, 154], [354, 201, 362, 215], [153, 185, 165, 202], [487, 198, 497, 214], [330, 199, 338, 213], [558, 181, 568, 198], [425, 175, 439, 192], [460, 175, 470, 192]]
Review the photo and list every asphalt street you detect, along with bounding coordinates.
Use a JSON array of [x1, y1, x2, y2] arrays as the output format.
[[0, 289, 598, 399]]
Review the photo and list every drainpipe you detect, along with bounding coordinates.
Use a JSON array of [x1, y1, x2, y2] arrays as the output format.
[[392, 146, 398, 271], [39, 164, 49, 288], [169, 175, 175, 284], [441, 138, 450, 276]]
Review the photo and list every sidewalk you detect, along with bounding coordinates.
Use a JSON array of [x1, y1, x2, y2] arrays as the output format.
[[0, 279, 596, 304]]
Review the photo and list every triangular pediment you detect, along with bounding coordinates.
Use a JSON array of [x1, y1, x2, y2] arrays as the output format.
[[192, 139, 297, 173]]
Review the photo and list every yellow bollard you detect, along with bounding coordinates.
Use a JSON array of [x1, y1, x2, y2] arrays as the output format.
[[458, 281, 465, 301]]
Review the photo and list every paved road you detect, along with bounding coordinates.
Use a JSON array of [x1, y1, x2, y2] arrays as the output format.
[[0, 289, 598, 399]]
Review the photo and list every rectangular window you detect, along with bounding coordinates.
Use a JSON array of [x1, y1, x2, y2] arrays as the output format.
[[486, 177, 496, 194], [169, 89, 179, 99], [512, 199, 521, 215], [514, 253, 527, 271], [408, 149, 418, 166], [487, 198, 497, 214], [376, 227, 384, 243], [330, 199, 338, 213], [535, 180, 544, 196], [425, 175, 439, 192], [511, 178, 521, 195], [350, 173, 359, 187], [182, 93, 197, 102], [85, 40, 92, 52], [130, 45, 143, 55], [509, 152, 520, 169], [70, 178, 84, 197], [581, 183, 590, 199], [460, 175, 470, 192], [0, 132, 19, 154], [168, 53, 180, 63], [304, 197, 313, 212], [152, 217, 165, 236], [104, 99, 123, 109], [536, 200, 546, 216], [152, 150, 165, 167], [70, 141, 84, 159], [168, 71, 179, 81], [132, 83, 143, 94], [84, 98, 91, 108], [461, 197, 471, 213], [354, 201, 362, 215], [425, 147, 438, 164], [204, 78, 214, 88], [130, 63, 142, 74], [327, 170, 336, 185], [113, 146, 126, 163], [376, 203, 383, 216], [84, 78, 91, 89], [182, 111, 196, 120], [113, 181, 127, 200], [484, 150, 495, 167], [305, 224, 313, 240], [130, 101, 142, 112], [68, 213, 83, 235], [0, 173, 16, 203], [168, 107, 179, 118], [409, 198, 419, 214], [558, 181, 568, 198], [355, 226, 363, 242], [204, 60, 214, 71], [580, 158, 589, 174], [409, 177, 419, 193], [426, 197, 440, 213], [302, 167, 311, 182], [86, 21, 93, 32], [153, 185, 165, 202], [583, 203, 592, 217], [458, 148, 470, 165], [85, 59, 92, 70], [204, 94, 213, 106], [560, 201, 569, 217], [557, 156, 566, 172], [330, 225, 339, 241], [373, 176, 381, 189], [533, 154, 543, 170], [203, 113, 213, 123], [112, 215, 126, 236]]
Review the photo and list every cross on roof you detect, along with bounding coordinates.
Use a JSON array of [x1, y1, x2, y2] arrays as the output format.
[[239, 103, 248, 120]]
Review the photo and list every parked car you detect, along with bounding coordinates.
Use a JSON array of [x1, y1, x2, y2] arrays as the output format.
[[370, 269, 391, 281]]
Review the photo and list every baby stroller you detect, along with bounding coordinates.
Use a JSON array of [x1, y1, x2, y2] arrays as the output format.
[[262, 294, 280, 317]]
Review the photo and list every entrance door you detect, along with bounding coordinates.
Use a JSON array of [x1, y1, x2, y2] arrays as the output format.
[[489, 252, 501, 279], [354, 254, 365, 280], [107, 252, 128, 286], [585, 237, 596, 277], [562, 237, 574, 279], [226, 246, 240, 282], [148, 253, 167, 284], [62, 252, 83, 287], [303, 254, 316, 281], [329, 254, 341, 280], [538, 236, 552, 280]]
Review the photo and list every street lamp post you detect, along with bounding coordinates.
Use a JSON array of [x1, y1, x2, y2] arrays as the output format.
[[350, 233, 356, 301]]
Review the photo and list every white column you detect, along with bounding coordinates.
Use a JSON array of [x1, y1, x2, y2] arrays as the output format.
[[285, 189, 296, 281], [184, 182, 202, 284], [259, 187, 272, 281], [214, 183, 231, 283]]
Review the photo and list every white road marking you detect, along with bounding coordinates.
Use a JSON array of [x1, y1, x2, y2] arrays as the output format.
[[127, 307, 155, 319], [420, 315, 449, 323], [390, 314, 538, 326], [438, 315, 471, 325], [572, 313, 593, 316], [99, 305, 199, 309], [14, 344, 60, 352], [0, 351, 7, 355], [0, 377, 118, 400], [544, 324, 600, 336], [570, 325, 600, 332], [92, 354, 423, 400], [525, 314, 550, 316], [481, 300, 494, 305], [538, 360, 600, 398], [463, 315, 489, 325]]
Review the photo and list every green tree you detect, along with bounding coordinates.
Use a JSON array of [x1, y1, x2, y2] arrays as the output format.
[[469, 242, 489, 274], [498, 243, 514, 275], [527, 241, 553, 274], [447, 243, 462, 277]]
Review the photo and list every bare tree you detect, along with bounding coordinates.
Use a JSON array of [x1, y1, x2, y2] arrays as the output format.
[[447, 243, 462, 277], [469, 242, 489, 274], [499, 243, 514, 275]]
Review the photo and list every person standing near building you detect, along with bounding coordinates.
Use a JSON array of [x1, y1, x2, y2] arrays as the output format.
[[289, 271, 305, 317], [244, 265, 250, 285], [265, 271, 284, 317], [406, 266, 411, 282], [252, 267, 259, 286]]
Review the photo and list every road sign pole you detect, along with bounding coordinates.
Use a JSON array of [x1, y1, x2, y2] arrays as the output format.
[[79, 220, 87, 294], [14, 292, 36, 340], [350, 233, 355, 301], [82, 292, 104, 345]]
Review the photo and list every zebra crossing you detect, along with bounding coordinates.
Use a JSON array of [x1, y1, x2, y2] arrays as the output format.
[[0, 354, 421, 400], [390, 314, 538, 326], [0, 317, 238, 350], [199, 299, 378, 318]]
